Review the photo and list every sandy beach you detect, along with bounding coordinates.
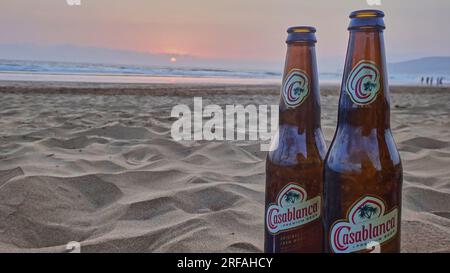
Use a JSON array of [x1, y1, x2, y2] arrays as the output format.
[[0, 81, 448, 253]]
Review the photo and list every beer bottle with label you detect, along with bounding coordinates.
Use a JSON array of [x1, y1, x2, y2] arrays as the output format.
[[323, 10, 403, 253], [265, 26, 326, 253]]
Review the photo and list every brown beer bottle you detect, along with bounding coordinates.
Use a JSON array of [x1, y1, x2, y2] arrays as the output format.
[[265, 26, 326, 253], [323, 10, 403, 253]]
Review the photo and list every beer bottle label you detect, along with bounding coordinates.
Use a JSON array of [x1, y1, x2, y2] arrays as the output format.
[[329, 195, 399, 253], [282, 69, 310, 108], [346, 60, 381, 105], [266, 183, 321, 234]]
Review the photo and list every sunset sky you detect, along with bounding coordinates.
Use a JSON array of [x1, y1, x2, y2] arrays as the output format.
[[1, 0, 449, 70]]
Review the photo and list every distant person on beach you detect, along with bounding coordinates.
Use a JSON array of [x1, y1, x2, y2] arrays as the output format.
[[421, 77, 424, 85], [431, 77, 434, 86], [426, 77, 430, 85]]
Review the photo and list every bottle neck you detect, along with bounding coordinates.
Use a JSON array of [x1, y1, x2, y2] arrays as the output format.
[[279, 42, 321, 131], [337, 29, 391, 131]]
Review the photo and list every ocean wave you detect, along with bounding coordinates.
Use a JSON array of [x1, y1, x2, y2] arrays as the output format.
[[0, 60, 281, 79], [0, 59, 447, 85]]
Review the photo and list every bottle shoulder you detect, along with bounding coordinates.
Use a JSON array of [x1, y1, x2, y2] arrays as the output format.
[[268, 125, 326, 167], [325, 126, 402, 173]]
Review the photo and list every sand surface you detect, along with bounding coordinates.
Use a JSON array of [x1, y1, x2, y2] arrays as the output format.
[[0, 81, 449, 253]]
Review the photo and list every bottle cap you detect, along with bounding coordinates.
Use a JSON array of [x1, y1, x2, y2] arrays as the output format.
[[348, 10, 385, 30], [286, 26, 317, 44]]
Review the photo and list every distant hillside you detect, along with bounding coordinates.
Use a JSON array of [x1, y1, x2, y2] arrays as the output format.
[[389, 57, 450, 75]]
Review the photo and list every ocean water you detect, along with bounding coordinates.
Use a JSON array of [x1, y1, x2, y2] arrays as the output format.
[[0, 59, 442, 86]]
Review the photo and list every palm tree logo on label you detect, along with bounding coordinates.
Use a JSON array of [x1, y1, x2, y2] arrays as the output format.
[[266, 183, 321, 234], [282, 69, 310, 108], [358, 204, 378, 220], [346, 61, 381, 105], [330, 195, 398, 253]]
